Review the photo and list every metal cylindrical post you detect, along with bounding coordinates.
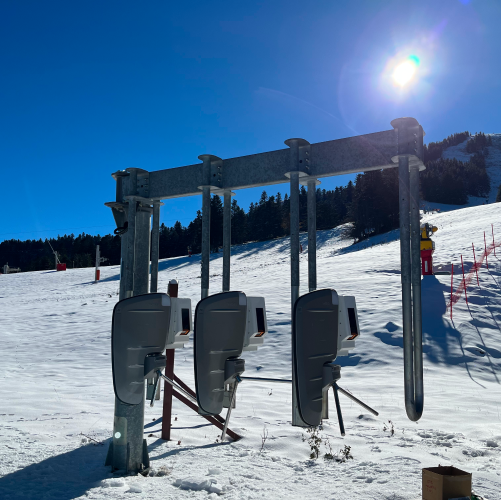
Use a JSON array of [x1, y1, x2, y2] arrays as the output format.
[[134, 208, 151, 296], [201, 186, 211, 299], [307, 179, 317, 292], [125, 168, 139, 296], [223, 190, 231, 292], [284, 137, 308, 428], [150, 202, 160, 293], [199, 155, 212, 300], [290, 171, 300, 311], [409, 164, 423, 419], [95, 245, 100, 282], [125, 200, 136, 297], [398, 156, 415, 417], [109, 177, 151, 474]]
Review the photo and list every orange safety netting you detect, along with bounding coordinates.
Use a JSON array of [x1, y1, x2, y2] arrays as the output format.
[[448, 237, 501, 310]]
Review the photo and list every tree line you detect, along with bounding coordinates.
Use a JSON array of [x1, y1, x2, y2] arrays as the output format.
[[1, 132, 496, 272]]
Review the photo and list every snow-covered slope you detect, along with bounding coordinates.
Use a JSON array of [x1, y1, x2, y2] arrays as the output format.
[[0, 204, 500, 499], [422, 134, 501, 213]]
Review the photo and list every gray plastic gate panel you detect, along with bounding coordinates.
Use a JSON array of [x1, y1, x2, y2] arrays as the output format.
[[293, 289, 339, 427], [112, 293, 171, 405], [194, 291, 247, 415]]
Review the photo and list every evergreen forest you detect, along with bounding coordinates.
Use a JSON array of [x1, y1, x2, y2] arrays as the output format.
[[1, 132, 497, 273]]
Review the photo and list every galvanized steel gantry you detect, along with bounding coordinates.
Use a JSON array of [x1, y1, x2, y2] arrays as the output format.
[[105, 117, 426, 474]]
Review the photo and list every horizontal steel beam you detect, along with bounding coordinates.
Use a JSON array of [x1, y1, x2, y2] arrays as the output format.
[[147, 129, 410, 200]]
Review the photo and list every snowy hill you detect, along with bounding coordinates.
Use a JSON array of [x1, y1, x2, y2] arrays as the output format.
[[422, 134, 501, 212], [0, 203, 500, 499]]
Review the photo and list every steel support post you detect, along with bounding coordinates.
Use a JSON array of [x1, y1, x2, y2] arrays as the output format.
[[95, 245, 100, 282], [307, 178, 317, 292], [393, 116, 425, 423], [409, 164, 424, 418], [125, 173, 137, 298], [134, 208, 152, 296], [290, 171, 300, 311], [201, 186, 211, 299], [199, 155, 213, 299], [150, 201, 160, 293], [116, 206, 151, 473], [223, 190, 231, 292], [285, 138, 306, 427], [398, 156, 416, 421], [108, 179, 152, 474]]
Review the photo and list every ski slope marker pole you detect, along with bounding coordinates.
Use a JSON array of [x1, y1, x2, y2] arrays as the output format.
[[484, 232, 488, 270], [472, 243, 480, 287], [450, 263, 453, 320], [461, 254, 468, 305], [492, 224, 496, 257]]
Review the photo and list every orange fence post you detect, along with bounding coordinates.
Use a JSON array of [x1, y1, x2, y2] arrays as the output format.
[[484, 231, 488, 270], [492, 224, 496, 257], [472, 243, 480, 287], [461, 254, 468, 305], [450, 263, 454, 320]]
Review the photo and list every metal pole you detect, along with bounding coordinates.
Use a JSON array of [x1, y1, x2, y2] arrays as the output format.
[[150, 201, 160, 293], [285, 138, 305, 427], [95, 245, 100, 281], [307, 178, 317, 292], [332, 384, 345, 436], [399, 156, 423, 421], [199, 155, 212, 300], [134, 208, 151, 295], [409, 164, 424, 419], [220, 379, 240, 441], [336, 384, 379, 416], [108, 188, 152, 475], [290, 170, 300, 311], [158, 372, 198, 404], [223, 190, 231, 292], [125, 200, 136, 298], [201, 186, 210, 299], [493, 224, 496, 257]]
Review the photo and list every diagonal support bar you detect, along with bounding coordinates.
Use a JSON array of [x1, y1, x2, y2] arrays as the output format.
[[172, 389, 242, 441]]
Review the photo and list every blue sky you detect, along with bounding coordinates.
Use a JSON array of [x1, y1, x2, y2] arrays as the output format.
[[1, 0, 499, 243]]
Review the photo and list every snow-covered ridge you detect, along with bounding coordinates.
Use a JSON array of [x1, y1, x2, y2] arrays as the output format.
[[439, 133, 501, 206], [0, 203, 500, 499]]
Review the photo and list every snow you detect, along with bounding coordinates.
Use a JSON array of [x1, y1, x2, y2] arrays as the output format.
[[1, 201, 501, 499]]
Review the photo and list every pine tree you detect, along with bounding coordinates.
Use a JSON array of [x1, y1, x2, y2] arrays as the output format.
[[231, 199, 247, 244], [210, 195, 223, 251]]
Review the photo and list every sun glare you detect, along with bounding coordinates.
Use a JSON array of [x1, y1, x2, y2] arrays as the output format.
[[393, 61, 415, 86], [391, 56, 420, 87]]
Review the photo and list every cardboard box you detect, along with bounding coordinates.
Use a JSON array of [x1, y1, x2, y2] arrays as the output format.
[[422, 466, 472, 500]]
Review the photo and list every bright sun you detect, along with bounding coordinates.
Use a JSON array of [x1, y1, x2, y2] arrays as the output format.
[[392, 56, 420, 87]]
